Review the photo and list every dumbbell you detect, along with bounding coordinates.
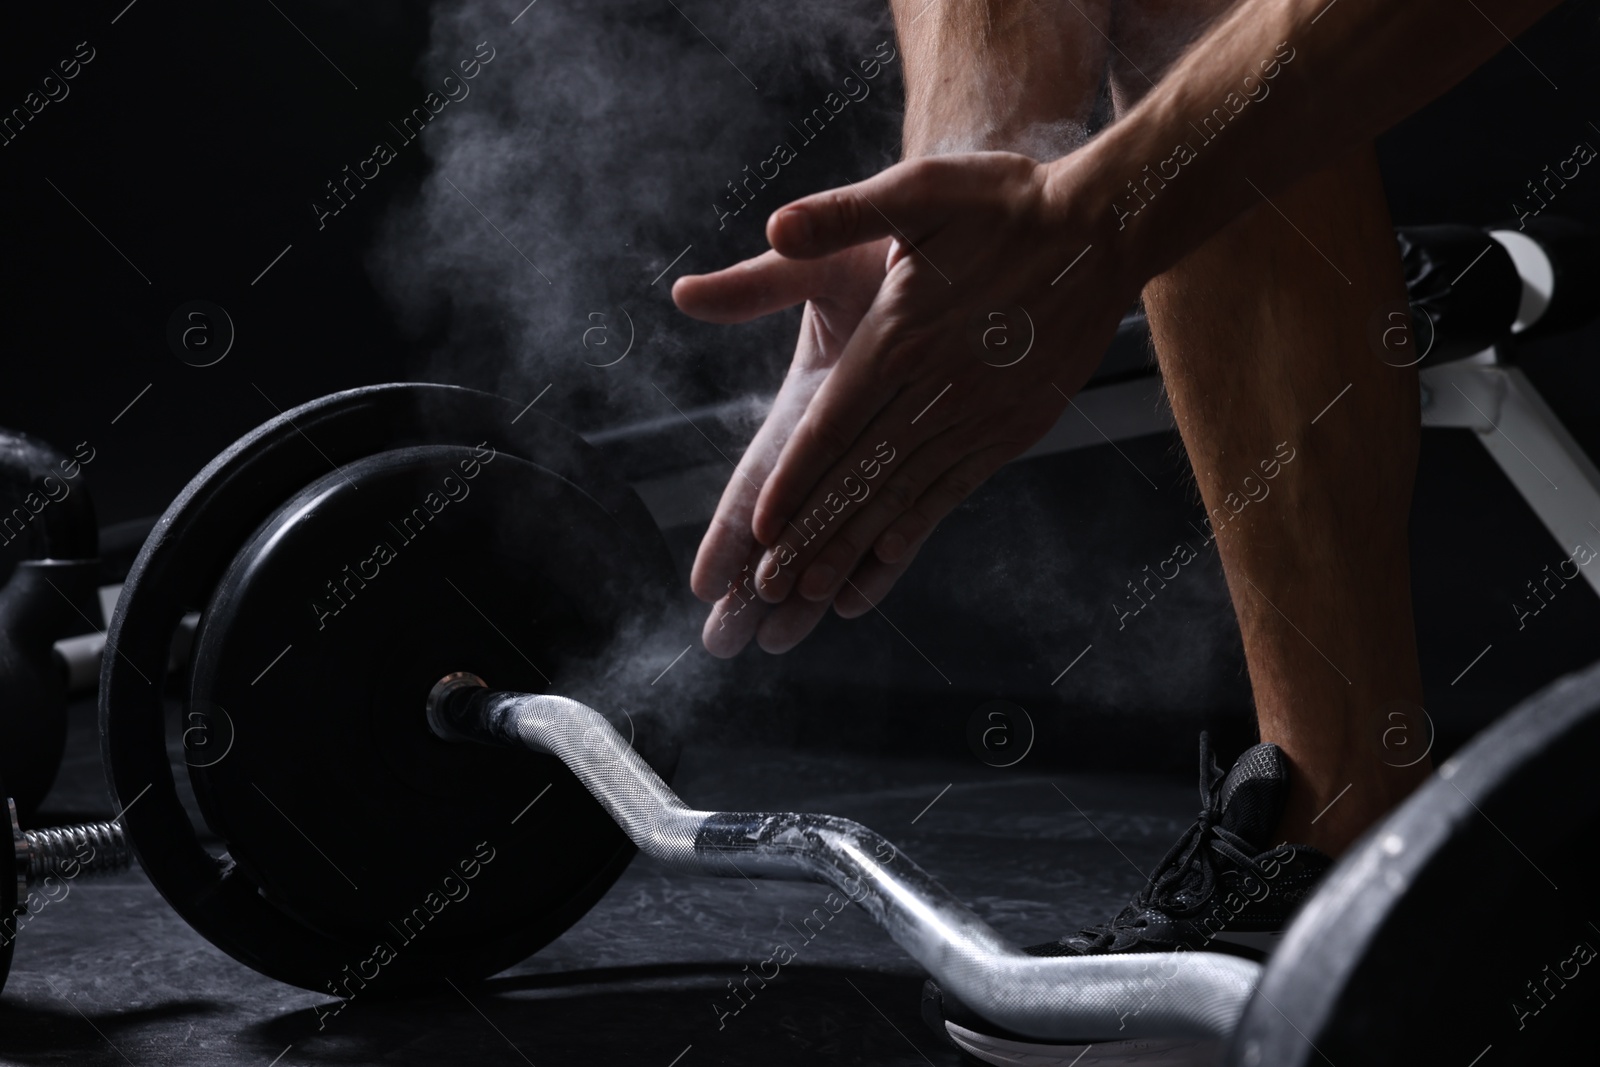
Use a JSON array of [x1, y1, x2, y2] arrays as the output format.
[[99, 383, 1597, 1060], [2, 779, 134, 994], [0, 430, 103, 820]]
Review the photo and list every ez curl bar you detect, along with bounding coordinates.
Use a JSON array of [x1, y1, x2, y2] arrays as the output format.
[[85, 383, 1595, 1066]]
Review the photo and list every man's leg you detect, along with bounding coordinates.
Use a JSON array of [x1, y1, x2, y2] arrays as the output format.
[[1111, 6, 1430, 855]]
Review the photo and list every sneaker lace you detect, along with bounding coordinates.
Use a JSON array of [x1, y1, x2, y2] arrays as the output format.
[[1069, 734, 1275, 949], [1131, 732, 1271, 918]]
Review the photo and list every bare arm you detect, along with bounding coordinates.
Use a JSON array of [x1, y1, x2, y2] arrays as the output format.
[[1069, 0, 1562, 288], [735, 0, 1562, 584]]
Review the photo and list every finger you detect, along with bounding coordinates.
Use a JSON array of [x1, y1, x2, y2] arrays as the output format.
[[750, 296, 935, 546], [767, 157, 963, 260], [699, 542, 770, 656], [702, 583, 773, 658], [873, 447, 1014, 563], [689, 315, 832, 602], [754, 592, 834, 655], [833, 536, 927, 620], [672, 251, 833, 325], [754, 533, 928, 654], [756, 427, 968, 603], [756, 535, 928, 655], [692, 505, 765, 604]]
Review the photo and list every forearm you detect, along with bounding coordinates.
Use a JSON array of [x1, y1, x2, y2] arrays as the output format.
[[889, 0, 1105, 158], [1057, 0, 1562, 286]]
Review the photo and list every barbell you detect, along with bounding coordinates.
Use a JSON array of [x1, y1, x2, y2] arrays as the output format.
[[93, 382, 1596, 1059]]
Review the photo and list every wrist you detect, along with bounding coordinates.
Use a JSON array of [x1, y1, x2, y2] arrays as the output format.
[[1039, 131, 1164, 303], [1041, 73, 1262, 299]]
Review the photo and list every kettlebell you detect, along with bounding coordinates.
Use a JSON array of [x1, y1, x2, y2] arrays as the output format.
[[0, 431, 101, 821]]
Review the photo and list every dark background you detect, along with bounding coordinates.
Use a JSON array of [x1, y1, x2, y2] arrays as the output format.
[[2, 0, 1598, 774]]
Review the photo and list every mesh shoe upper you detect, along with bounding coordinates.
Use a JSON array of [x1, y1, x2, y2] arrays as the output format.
[[1026, 732, 1331, 958]]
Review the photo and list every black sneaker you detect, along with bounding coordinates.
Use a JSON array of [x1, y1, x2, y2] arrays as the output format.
[[1029, 733, 1331, 960], [922, 734, 1332, 1064]]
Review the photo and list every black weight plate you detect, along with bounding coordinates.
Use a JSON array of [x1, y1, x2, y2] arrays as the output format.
[[186, 443, 654, 985], [1225, 659, 1600, 1066], [101, 384, 679, 992], [1, 789, 16, 993]]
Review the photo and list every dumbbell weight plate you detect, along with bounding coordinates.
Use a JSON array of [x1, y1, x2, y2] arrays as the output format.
[[2, 792, 17, 992], [102, 384, 680, 992], [188, 443, 663, 983]]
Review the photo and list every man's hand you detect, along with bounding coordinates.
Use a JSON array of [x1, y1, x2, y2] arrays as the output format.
[[674, 239, 893, 656], [671, 0, 1103, 659], [679, 151, 1139, 635]]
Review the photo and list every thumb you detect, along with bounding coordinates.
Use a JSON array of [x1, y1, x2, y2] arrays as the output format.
[[767, 157, 950, 260], [770, 152, 1043, 260], [673, 249, 835, 324]]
